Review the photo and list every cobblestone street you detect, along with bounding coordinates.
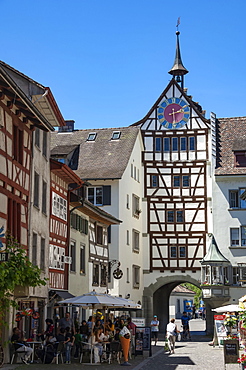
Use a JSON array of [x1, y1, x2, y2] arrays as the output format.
[[2, 320, 243, 370]]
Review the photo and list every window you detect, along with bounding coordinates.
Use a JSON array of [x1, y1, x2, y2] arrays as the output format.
[[42, 180, 47, 214], [133, 265, 140, 288], [179, 246, 186, 258], [151, 175, 159, 187], [93, 263, 99, 285], [172, 137, 178, 151], [107, 225, 111, 243], [229, 190, 238, 208], [52, 192, 67, 221], [70, 240, 76, 272], [132, 194, 140, 217], [80, 244, 85, 274], [43, 131, 47, 158], [87, 186, 111, 206], [111, 131, 121, 140], [155, 137, 162, 152], [126, 194, 130, 209], [7, 199, 21, 242], [164, 137, 170, 152], [49, 244, 65, 270], [35, 128, 40, 148], [189, 137, 195, 151], [182, 175, 190, 187], [101, 264, 107, 286], [87, 133, 97, 141], [177, 210, 184, 222], [13, 125, 23, 164], [229, 189, 246, 208], [132, 229, 139, 252], [40, 238, 45, 270], [180, 137, 187, 151], [34, 172, 39, 208], [126, 268, 130, 283], [230, 228, 239, 246], [241, 227, 246, 246], [32, 233, 37, 265], [235, 151, 246, 167], [167, 210, 174, 222], [70, 213, 88, 234], [127, 230, 130, 245], [96, 225, 103, 245], [173, 176, 180, 187], [170, 246, 177, 258]]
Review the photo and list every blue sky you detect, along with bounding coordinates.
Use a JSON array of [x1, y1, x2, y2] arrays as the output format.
[[1, 0, 245, 129]]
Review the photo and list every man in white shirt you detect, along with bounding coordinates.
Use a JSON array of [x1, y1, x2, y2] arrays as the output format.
[[150, 315, 159, 345], [166, 318, 178, 354]]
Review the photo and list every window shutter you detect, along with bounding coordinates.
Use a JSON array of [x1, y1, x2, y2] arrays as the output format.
[[103, 186, 111, 205]]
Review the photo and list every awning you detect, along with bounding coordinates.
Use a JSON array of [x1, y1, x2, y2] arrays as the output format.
[[52, 290, 75, 299]]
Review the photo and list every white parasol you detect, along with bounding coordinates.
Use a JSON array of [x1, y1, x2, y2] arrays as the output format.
[[212, 303, 246, 313]]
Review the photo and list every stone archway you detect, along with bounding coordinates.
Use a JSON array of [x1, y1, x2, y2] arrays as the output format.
[[142, 274, 200, 332]]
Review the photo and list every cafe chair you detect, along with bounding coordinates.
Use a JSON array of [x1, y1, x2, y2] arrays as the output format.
[[108, 341, 121, 364], [10, 343, 27, 364], [55, 342, 65, 364]]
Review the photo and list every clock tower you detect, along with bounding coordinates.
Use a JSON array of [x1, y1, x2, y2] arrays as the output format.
[[131, 29, 212, 329]]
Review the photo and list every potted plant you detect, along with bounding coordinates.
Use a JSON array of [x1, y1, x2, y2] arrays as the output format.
[[237, 353, 246, 369]]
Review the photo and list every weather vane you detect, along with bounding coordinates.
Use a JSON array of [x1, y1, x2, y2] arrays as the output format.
[[176, 17, 180, 31]]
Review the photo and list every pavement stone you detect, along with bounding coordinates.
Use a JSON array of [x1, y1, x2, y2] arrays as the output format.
[[2, 319, 244, 370]]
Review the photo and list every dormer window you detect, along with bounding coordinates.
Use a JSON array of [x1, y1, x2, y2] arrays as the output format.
[[87, 133, 97, 141], [111, 131, 121, 140]]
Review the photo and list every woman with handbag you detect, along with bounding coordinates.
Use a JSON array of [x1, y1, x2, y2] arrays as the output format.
[[166, 318, 179, 354]]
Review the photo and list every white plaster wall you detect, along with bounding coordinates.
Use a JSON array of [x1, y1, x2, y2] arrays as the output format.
[[213, 175, 246, 264], [69, 211, 89, 296], [29, 130, 50, 301]]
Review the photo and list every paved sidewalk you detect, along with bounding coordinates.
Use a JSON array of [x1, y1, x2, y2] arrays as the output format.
[[1, 319, 244, 370]]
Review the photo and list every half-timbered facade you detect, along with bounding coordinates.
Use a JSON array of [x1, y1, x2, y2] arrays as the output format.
[[133, 79, 211, 274], [49, 159, 83, 294]]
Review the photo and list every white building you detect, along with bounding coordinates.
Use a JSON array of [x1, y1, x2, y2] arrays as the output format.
[[51, 126, 144, 307]]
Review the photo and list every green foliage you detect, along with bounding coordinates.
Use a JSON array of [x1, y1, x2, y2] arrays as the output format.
[[181, 283, 202, 308], [0, 234, 47, 321]]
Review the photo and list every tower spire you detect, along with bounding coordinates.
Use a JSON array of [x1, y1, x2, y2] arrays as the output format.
[[169, 27, 188, 89]]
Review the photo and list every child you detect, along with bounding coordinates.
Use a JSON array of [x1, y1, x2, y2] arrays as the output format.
[[64, 326, 74, 364], [74, 329, 82, 359]]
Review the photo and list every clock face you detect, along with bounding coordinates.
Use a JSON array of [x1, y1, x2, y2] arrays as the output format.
[[157, 97, 190, 129]]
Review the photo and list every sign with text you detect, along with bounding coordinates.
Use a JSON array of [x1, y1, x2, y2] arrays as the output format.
[[224, 339, 239, 364], [0, 252, 8, 262], [214, 314, 227, 347], [135, 327, 152, 357], [132, 318, 145, 327]]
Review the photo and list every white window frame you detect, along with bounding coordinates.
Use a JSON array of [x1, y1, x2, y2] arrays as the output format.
[[52, 192, 67, 221]]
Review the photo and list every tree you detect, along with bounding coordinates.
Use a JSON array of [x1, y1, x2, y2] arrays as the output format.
[[0, 234, 47, 327], [181, 283, 202, 308]]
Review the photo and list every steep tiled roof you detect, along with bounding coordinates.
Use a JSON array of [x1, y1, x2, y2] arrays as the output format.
[[51, 126, 141, 179], [172, 285, 195, 294], [215, 116, 246, 175]]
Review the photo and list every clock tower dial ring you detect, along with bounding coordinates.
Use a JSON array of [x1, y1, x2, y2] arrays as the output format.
[[157, 97, 190, 129]]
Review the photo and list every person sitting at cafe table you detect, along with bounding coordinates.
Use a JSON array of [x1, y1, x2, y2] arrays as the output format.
[[11, 327, 33, 365], [80, 320, 90, 340], [59, 312, 74, 333]]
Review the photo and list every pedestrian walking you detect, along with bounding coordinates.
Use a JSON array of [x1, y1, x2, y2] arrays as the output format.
[[151, 315, 159, 345], [166, 318, 178, 354]]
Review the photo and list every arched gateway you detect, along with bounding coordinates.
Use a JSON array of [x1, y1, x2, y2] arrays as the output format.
[[142, 275, 200, 332], [131, 30, 213, 334]]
